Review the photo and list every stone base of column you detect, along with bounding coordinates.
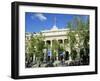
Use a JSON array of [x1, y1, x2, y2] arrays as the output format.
[[69, 56, 72, 61]]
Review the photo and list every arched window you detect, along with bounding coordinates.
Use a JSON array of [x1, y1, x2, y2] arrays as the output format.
[[46, 40, 51, 45], [58, 39, 63, 44]]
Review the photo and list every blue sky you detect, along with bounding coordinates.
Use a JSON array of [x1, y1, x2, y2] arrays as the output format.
[[25, 12, 89, 33]]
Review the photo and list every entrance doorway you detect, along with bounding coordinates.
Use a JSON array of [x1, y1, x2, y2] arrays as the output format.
[[65, 51, 69, 60]]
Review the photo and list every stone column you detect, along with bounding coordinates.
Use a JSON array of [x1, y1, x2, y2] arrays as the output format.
[[50, 40, 52, 61], [51, 40, 52, 47], [56, 50, 58, 61], [43, 49, 47, 62], [62, 39, 64, 44], [33, 54, 35, 63], [68, 49, 72, 61], [77, 48, 80, 60]]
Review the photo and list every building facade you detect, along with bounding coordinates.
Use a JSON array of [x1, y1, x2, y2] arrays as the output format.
[[25, 22, 74, 64]]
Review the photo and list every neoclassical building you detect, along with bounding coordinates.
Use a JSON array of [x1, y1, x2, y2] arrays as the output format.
[[25, 17, 81, 64], [25, 20, 73, 63]]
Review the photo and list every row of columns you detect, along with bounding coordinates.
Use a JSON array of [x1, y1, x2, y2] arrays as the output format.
[[43, 39, 66, 62], [26, 39, 81, 64], [31, 48, 79, 63], [26, 39, 79, 63], [44, 39, 68, 47], [42, 49, 72, 62]]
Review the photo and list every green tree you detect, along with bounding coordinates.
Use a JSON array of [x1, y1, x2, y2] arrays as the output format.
[[77, 17, 89, 56], [27, 35, 37, 61], [66, 22, 77, 60], [73, 16, 89, 60], [34, 33, 45, 62], [27, 32, 45, 64], [71, 50, 77, 60], [52, 40, 59, 60], [66, 16, 89, 60]]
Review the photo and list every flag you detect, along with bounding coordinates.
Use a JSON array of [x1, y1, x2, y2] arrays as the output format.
[[48, 49, 52, 56]]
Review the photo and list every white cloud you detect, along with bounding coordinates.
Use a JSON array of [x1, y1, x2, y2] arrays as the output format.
[[34, 13, 47, 21]]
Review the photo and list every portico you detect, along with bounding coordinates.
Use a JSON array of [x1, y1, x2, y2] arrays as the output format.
[[39, 20, 72, 62]]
